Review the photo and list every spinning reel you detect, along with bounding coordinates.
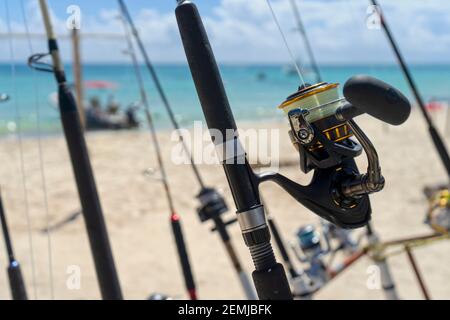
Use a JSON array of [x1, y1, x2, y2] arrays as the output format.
[[290, 225, 329, 298], [424, 187, 450, 233], [289, 221, 358, 298], [197, 187, 228, 222], [259, 76, 411, 229], [197, 187, 240, 232]]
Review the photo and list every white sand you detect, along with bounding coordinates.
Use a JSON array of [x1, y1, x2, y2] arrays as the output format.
[[0, 109, 450, 300]]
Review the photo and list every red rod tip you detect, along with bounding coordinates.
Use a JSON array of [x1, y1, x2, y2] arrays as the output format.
[[188, 289, 197, 300]]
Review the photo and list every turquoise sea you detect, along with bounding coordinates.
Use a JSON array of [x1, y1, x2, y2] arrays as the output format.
[[0, 63, 449, 135]]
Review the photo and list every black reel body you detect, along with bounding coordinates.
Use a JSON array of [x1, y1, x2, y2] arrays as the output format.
[[258, 81, 377, 228], [285, 83, 362, 173], [197, 187, 239, 232], [197, 187, 228, 222], [260, 76, 410, 228], [259, 158, 371, 228]]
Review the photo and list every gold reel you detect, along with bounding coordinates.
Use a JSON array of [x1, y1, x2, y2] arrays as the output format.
[[426, 188, 450, 234]]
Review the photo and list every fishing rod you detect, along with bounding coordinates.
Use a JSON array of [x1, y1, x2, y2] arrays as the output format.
[[370, 0, 450, 180], [29, 0, 122, 300], [266, 213, 298, 279], [118, 0, 257, 299], [176, 0, 410, 299], [289, 0, 322, 83], [118, 11, 197, 301], [0, 188, 27, 298]]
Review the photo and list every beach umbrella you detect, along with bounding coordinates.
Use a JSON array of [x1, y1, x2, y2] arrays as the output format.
[[84, 80, 118, 90]]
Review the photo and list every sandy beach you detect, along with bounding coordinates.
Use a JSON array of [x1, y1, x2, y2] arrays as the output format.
[[0, 109, 449, 300]]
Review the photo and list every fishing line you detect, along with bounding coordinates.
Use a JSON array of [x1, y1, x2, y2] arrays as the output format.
[[289, 0, 322, 83], [121, 0, 259, 300], [119, 16, 175, 213], [20, 0, 55, 299], [118, 0, 205, 189], [372, 0, 450, 178], [265, 0, 305, 85], [343, 0, 389, 133], [0, 186, 28, 299], [4, 0, 38, 300], [118, 11, 198, 300]]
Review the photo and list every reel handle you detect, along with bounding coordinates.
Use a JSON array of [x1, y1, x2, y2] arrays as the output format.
[[339, 75, 411, 125]]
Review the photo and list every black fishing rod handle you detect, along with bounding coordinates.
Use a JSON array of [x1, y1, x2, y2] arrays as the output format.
[[175, 1, 236, 137], [176, 0, 260, 210], [58, 84, 123, 300], [8, 261, 28, 300], [171, 214, 197, 300]]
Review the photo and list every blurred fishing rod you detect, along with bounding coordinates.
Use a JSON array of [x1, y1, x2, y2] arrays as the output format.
[[371, 0, 450, 181], [289, 0, 322, 83], [0, 187, 27, 299], [118, 0, 257, 299], [29, 0, 123, 300], [118, 10, 198, 301]]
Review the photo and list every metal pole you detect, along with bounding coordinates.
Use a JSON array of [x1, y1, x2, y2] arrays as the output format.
[[404, 245, 431, 300], [71, 28, 85, 128]]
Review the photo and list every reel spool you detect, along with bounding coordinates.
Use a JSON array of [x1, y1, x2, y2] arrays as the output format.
[[197, 187, 239, 232], [426, 188, 450, 233], [279, 82, 361, 173], [297, 225, 323, 257], [197, 187, 228, 222]]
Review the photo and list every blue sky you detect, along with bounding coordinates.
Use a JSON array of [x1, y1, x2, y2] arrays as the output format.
[[1, 0, 450, 64]]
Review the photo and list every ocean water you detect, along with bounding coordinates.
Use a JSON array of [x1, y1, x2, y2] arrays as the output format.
[[0, 63, 449, 135]]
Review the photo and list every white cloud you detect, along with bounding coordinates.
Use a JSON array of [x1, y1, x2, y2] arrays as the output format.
[[0, 0, 449, 64]]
